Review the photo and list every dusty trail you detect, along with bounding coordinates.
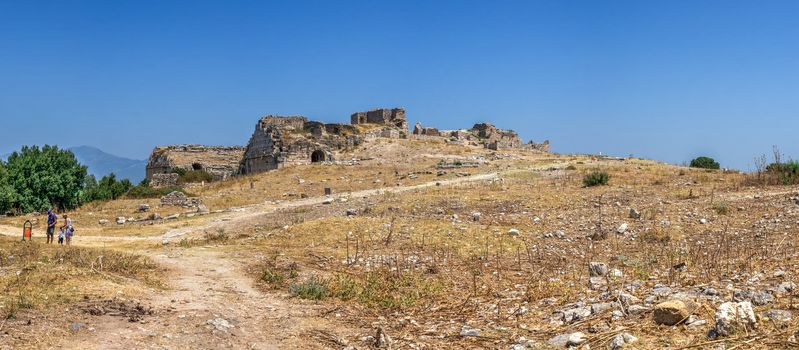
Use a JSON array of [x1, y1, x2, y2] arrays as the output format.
[[0, 172, 500, 242], [15, 172, 501, 349], [64, 249, 339, 349]]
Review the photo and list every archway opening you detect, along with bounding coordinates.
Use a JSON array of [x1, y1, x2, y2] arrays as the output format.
[[311, 150, 326, 163]]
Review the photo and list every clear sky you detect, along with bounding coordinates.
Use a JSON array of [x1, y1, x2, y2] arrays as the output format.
[[1, 0, 797, 170]]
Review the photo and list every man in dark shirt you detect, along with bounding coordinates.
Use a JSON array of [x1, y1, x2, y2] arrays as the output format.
[[46, 209, 57, 244]]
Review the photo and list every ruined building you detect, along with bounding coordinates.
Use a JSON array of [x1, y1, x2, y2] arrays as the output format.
[[145, 106, 548, 181], [413, 122, 550, 152], [238, 115, 364, 174], [350, 108, 408, 130], [145, 145, 245, 181]]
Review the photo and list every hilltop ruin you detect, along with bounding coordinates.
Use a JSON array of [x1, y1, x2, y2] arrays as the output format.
[[145, 145, 244, 182], [145, 107, 548, 180]]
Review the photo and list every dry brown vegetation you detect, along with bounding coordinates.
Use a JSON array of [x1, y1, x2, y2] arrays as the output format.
[[1, 137, 798, 349]]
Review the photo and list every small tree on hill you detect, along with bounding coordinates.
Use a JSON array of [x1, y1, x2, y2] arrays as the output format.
[[690, 156, 720, 170], [3, 145, 87, 212]]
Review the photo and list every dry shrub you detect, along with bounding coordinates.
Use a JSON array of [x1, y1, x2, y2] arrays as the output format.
[[328, 270, 444, 309], [639, 228, 672, 243], [0, 239, 161, 318]]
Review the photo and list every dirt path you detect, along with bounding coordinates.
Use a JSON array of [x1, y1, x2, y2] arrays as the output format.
[[0, 172, 500, 242], [61, 248, 345, 350], [9, 172, 503, 349]]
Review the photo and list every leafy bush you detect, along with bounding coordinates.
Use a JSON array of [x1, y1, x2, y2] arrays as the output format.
[[690, 156, 720, 169], [766, 160, 799, 185], [583, 171, 609, 187], [173, 169, 214, 184], [1, 145, 88, 213], [289, 276, 328, 300], [83, 173, 133, 202]]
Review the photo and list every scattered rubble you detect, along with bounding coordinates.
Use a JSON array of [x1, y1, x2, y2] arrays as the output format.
[[79, 298, 154, 322], [714, 301, 757, 336]]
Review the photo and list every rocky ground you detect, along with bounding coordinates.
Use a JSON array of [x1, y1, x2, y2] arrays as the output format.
[[1, 138, 798, 349]]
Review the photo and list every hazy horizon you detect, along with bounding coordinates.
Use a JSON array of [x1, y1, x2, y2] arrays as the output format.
[[2, 1, 797, 171]]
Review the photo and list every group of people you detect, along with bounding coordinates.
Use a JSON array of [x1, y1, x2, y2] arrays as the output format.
[[46, 208, 74, 245]]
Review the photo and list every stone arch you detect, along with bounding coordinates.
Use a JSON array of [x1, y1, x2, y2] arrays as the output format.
[[311, 150, 326, 163]]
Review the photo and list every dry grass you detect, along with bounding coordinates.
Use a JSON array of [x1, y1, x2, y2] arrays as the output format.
[[2, 137, 797, 348], [229, 154, 799, 348], [0, 237, 162, 319]]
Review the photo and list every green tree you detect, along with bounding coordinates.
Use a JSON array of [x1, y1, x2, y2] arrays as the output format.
[[92, 173, 133, 201], [0, 161, 18, 214], [690, 156, 720, 169], [4, 145, 87, 212], [81, 174, 98, 202]]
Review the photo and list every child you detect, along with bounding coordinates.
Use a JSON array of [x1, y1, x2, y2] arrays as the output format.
[[57, 228, 65, 245], [65, 225, 74, 246]]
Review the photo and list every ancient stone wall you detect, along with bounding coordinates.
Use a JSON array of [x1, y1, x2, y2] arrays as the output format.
[[160, 191, 200, 208], [149, 173, 179, 188], [412, 122, 443, 137], [240, 115, 363, 175], [146, 107, 550, 180], [145, 145, 244, 181], [470, 123, 522, 148], [351, 108, 408, 130], [524, 140, 551, 152]]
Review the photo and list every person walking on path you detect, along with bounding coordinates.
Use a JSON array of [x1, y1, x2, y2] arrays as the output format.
[[46, 209, 57, 244], [63, 214, 74, 246]]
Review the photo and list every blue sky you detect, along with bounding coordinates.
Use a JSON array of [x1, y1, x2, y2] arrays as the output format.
[[1, 1, 797, 170]]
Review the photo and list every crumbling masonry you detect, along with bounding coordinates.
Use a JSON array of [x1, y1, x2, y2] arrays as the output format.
[[145, 107, 549, 180]]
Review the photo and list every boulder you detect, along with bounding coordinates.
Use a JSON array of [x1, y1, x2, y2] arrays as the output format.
[[346, 209, 358, 216], [617, 223, 628, 234], [618, 292, 640, 305], [589, 262, 609, 277], [734, 290, 774, 306], [653, 300, 690, 325], [197, 204, 210, 214], [589, 276, 607, 290], [116, 217, 126, 225], [715, 301, 757, 336], [98, 219, 109, 225], [610, 332, 638, 349], [547, 332, 587, 348], [762, 309, 792, 323], [459, 326, 480, 337], [472, 212, 482, 221], [591, 302, 616, 314], [507, 228, 520, 236], [629, 209, 641, 219], [561, 306, 592, 323]]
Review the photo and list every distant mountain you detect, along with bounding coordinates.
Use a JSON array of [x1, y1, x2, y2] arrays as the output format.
[[68, 146, 147, 183]]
